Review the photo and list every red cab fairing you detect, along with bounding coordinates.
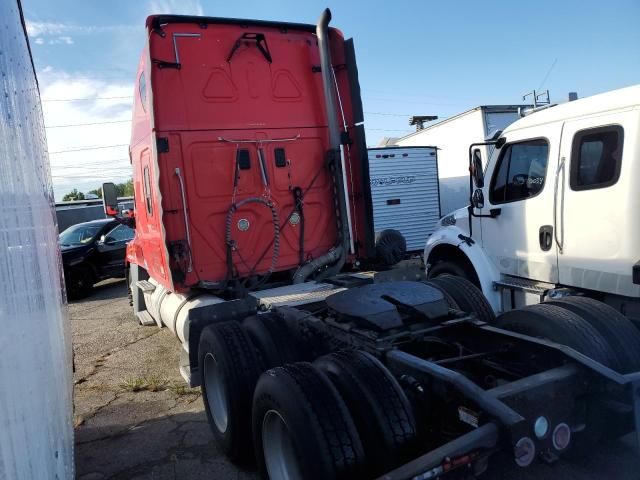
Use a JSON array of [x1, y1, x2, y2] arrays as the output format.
[[128, 14, 372, 293]]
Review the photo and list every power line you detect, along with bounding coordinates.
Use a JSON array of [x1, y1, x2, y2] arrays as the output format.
[[364, 111, 414, 117], [52, 166, 131, 173], [45, 119, 131, 129], [42, 95, 133, 103], [367, 128, 411, 132], [49, 144, 129, 155], [51, 157, 129, 167], [365, 96, 468, 107]]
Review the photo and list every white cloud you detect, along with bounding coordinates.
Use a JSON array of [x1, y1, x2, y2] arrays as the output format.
[[26, 21, 69, 37], [147, 0, 204, 16], [25, 20, 135, 39], [48, 36, 74, 45], [38, 68, 134, 200], [34, 37, 44, 45]]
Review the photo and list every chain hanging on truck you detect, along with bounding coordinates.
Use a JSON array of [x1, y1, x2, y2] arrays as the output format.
[[222, 138, 290, 292]]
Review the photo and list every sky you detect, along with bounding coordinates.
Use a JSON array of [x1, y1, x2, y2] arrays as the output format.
[[22, 0, 640, 200]]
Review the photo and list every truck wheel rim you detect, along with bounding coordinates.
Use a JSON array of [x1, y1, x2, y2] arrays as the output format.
[[204, 353, 228, 433], [262, 409, 303, 480]]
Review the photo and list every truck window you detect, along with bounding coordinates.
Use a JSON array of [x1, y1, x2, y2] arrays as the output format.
[[570, 125, 623, 190], [143, 166, 153, 216], [104, 224, 135, 243], [489, 139, 549, 204], [139, 72, 147, 112]]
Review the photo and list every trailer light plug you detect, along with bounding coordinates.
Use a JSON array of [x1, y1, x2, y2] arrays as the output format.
[[514, 437, 535, 467], [534, 416, 549, 439], [552, 423, 571, 451]]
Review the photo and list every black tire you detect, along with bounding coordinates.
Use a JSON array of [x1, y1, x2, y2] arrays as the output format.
[[198, 321, 264, 463], [314, 350, 417, 476], [428, 275, 495, 323], [65, 263, 94, 300], [423, 280, 459, 309], [375, 229, 406, 266], [253, 362, 366, 480], [545, 297, 640, 373], [242, 312, 305, 369], [428, 259, 476, 283], [496, 303, 618, 369]]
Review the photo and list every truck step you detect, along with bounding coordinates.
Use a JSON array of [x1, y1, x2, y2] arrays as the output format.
[[493, 275, 556, 295], [136, 280, 156, 294], [136, 310, 157, 326], [249, 282, 346, 308]]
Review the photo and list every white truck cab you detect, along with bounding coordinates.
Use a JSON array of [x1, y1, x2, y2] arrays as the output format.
[[424, 84, 640, 321]]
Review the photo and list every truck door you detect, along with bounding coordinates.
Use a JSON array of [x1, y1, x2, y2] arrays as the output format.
[[479, 125, 561, 283], [96, 224, 135, 277], [557, 112, 638, 296]]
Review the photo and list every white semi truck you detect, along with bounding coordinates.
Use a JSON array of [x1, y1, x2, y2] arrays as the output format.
[[424, 84, 640, 322]]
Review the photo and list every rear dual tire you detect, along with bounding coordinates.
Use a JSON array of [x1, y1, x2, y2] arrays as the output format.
[[496, 301, 627, 456], [253, 350, 417, 479], [545, 296, 640, 373], [198, 321, 264, 463], [314, 350, 417, 477], [242, 313, 307, 369], [253, 362, 366, 480], [496, 303, 617, 369], [199, 314, 310, 464]]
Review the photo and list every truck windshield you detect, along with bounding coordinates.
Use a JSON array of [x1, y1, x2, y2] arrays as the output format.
[[59, 224, 103, 246]]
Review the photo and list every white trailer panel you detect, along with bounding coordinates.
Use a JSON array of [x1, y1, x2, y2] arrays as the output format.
[[0, 1, 74, 478], [395, 106, 523, 215], [368, 147, 440, 251]]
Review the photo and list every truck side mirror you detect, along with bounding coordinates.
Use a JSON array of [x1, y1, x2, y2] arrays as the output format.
[[102, 182, 119, 217], [472, 188, 484, 209], [472, 149, 484, 188]]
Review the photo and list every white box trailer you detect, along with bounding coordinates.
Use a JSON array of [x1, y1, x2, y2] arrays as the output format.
[[0, 1, 74, 479], [394, 106, 525, 215], [368, 146, 440, 252]]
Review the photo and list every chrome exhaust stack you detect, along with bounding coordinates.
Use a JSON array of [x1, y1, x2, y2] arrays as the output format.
[[293, 8, 350, 283]]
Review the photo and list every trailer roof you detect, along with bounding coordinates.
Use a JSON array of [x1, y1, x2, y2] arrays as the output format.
[[396, 104, 528, 142]]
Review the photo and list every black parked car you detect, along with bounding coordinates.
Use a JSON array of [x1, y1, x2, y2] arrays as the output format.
[[59, 218, 135, 299]]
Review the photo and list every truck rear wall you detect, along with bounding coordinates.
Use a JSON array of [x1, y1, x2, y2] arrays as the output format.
[[128, 17, 370, 291]]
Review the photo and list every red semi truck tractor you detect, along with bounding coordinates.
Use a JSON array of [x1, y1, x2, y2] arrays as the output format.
[[102, 9, 640, 480]]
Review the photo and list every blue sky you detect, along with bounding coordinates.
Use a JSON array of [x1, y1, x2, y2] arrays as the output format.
[[22, 0, 640, 199]]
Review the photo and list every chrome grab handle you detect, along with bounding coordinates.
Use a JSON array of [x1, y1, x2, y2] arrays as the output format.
[[553, 157, 565, 253], [174, 167, 193, 272]]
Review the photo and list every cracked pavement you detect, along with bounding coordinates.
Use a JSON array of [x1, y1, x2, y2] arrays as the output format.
[[71, 280, 640, 479], [71, 279, 258, 480]]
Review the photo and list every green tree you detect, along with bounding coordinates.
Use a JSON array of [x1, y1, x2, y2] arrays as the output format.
[[62, 189, 85, 201], [116, 179, 134, 197], [87, 188, 103, 198]]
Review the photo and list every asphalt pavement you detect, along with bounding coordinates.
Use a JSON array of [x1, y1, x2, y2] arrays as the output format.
[[71, 280, 640, 479]]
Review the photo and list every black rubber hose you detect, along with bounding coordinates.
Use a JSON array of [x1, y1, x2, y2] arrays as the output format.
[[225, 197, 280, 282]]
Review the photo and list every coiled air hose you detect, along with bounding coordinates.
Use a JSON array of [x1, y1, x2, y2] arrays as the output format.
[[225, 197, 280, 281]]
